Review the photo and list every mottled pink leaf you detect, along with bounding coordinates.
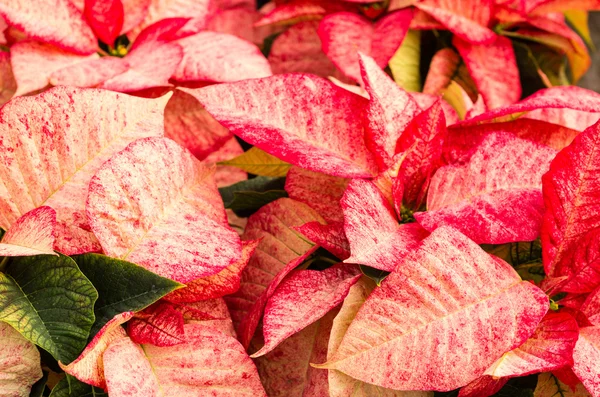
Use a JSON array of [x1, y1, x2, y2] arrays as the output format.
[[318, 9, 414, 83], [268, 21, 341, 78], [179, 298, 237, 338], [555, 228, 600, 294], [87, 137, 242, 283], [256, 0, 347, 26], [443, 119, 580, 164], [184, 74, 378, 178], [104, 324, 267, 396], [10, 41, 98, 96], [296, 221, 350, 260], [284, 166, 349, 223], [342, 179, 429, 271], [128, 302, 185, 347], [458, 376, 508, 397], [460, 86, 600, 129], [60, 312, 133, 389], [318, 227, 549, 391], [326, 278, 428, 397], [100, 41, 182, 92], [484, 312, 579, 378], [417, 132, 556, 244], [542, 120, 600, 280], [411, 91, 460, 125], [165, 240, 258, 303], [0, 206, 56, 256], [237, 248, 317, 350], [0, 0, 96, 54], [252, 264, 361, 357], [0, 86, 168, 255], [84, 0, 124, 45], [572, 326, 600, 396], [358, 53, 420, 170], [173, 31, 271, 83], [0, 322, 42, 397], [201, 136, 247, 188], [255, 308, 338, 397], [396, 101, 447, 210], [164, 89, 232, 160], [453, 35, 521, 109], [415, 0, 496, 44], [129, 0, 211, 39], [49, 56, 129, 88], [224, 198, 322, 339]]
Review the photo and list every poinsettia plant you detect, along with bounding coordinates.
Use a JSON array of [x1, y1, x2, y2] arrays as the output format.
[[1, 0, 600, 396]]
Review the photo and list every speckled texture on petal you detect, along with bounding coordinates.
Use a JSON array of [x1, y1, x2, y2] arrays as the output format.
[[318, 9, 413, 83], [417, 132, 556, 244], [173, 31, 271, 83], [0, 322, 42, 397], [0, 206, 56, 256], [484, 312, 579, 378], [60, 312, 133, 389], [164, 240, 258, 303], [183, 74, 378, 178], [358, 53, 421, 170], [87, 137, 242, 283], [321, 227, 549, 391], [459, 86, 600, 128], [285, 166, 349, 223], [104, 324, 267, 397], [342, 179, 429, 271], [415, 0, 495, 44], [252, 264, 361, 357], [296, 221, 350, 260], [453, 35, 521, 109], [224, 198, 323, 343], [0, 86, 169, 255], [10, 41, 98, 96], [254, 309, 338, 397], [0, 0, 96, 54], [572, 326, 600, 396], [542, 120, 600, 282]]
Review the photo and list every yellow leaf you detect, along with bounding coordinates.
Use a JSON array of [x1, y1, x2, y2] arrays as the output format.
[[389, 30, 421, 92], [220, 147, 291, 177]]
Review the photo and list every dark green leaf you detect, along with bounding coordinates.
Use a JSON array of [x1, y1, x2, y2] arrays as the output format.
[[219, 176, 286, 207], [49, 376, 107, 397], [73, 253, 181, 337], [0, 227, 4, 241], [29, 370, 48, 397], [360, 265, 390, 286], [228, 190, 288, 217], [0, 254, 97, 364]]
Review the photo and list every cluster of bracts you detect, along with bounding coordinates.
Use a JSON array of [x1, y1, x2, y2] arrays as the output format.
[[1, 0, 600, 396]]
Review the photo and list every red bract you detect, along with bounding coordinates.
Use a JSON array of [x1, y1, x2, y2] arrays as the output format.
[[252, 264, 361, 357], [416, 132, 556, 244], [0, 206, 56, 257], [317, 227, 548, 391], [186, 74, 378, 178], [0, 86, 168, 254], [87, 137, 242, 283], [542, 120, 600, 286], [318, 9, 413, 83]]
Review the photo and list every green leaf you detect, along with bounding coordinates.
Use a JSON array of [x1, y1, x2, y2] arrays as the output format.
[[0, 227, 4, 241], [219, 147, 291, 177], [0, 254, 97, 364], [389, 30, 421, 92], [228, 190, 288, 217], [73, 253, 182, 337], [49, 376, 107, 397], [29, 370, 48, 397], [219, 176, 286, 207]]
